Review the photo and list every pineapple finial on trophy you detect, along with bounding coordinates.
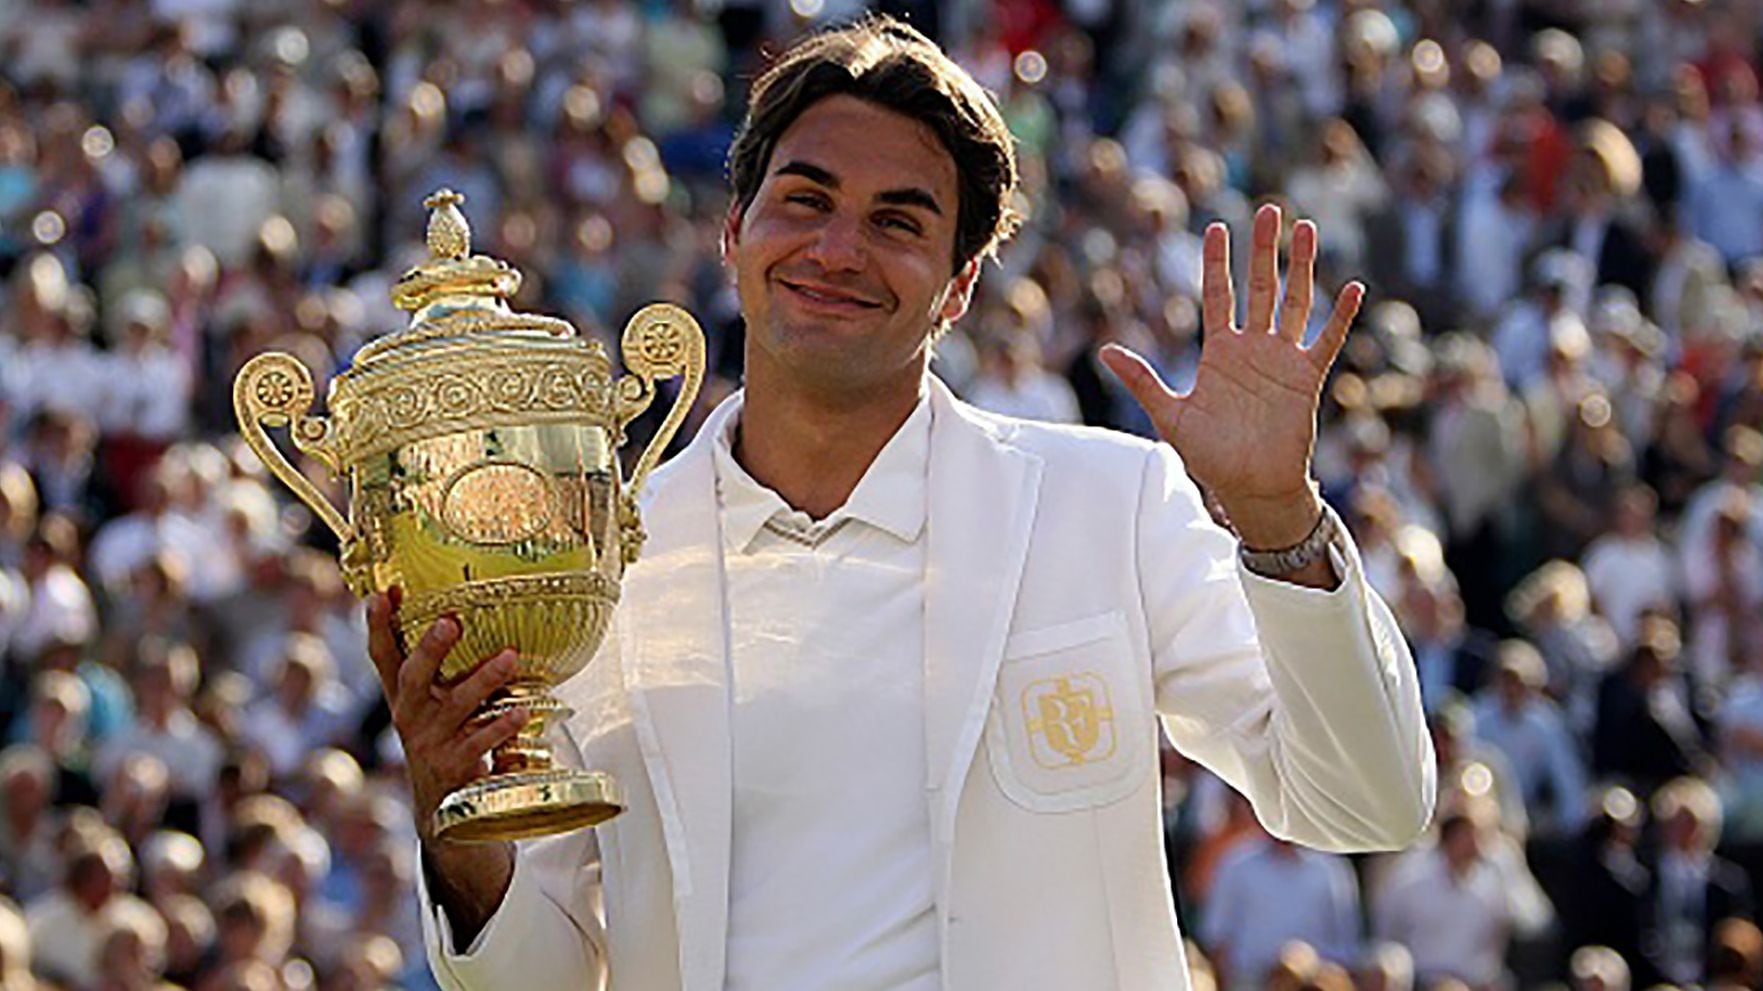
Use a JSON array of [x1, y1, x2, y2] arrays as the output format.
[[423, 188, 471, 261], [389, 188, 523, 317]]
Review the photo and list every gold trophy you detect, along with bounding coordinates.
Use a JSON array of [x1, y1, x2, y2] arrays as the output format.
[[234, 189, 703, 842]]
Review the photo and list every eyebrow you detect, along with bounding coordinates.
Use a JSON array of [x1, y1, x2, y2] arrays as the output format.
[[773, 159, 945, 216]]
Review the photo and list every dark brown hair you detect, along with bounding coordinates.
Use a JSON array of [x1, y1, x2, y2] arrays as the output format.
[[727, 15, 1020, 273]]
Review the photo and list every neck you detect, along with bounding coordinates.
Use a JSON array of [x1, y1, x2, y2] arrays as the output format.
[[734, 362, 925, 520]]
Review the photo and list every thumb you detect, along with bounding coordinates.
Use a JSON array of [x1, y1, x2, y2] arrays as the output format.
[[1099, 343, 1181, 436]]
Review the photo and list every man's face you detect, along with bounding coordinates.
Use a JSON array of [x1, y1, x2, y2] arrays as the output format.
[[726, 95, 978, 398], [1441, 819, 1481, 871]]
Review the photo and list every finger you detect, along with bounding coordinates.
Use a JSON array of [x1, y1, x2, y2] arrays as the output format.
[[396, 615, 461, 724], [436, 649, 521, 730], [1201, 222, 1235, 337], [1099, 343, 1182, 437], [1308, 281, 1366, 373], [366, 591, 401, 701], [1278, 219, 1317, 344], [1245, 203, 1281, 335], [446, 709, 530, 781]]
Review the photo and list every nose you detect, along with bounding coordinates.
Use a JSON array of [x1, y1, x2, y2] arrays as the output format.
[[804, 210, 865, 272]]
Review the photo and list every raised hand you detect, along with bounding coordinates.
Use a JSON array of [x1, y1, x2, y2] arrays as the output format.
[[1101, 202, 1362, 552]]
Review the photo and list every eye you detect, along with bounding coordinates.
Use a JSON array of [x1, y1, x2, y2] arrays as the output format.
[[876, 212, 923, 236], [785, 191, 831, 210]]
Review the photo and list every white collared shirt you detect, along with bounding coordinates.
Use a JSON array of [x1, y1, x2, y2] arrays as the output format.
[[713, 394, 939, 991]]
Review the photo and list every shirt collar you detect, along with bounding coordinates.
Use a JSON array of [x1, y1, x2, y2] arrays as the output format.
[[712, 389, 932, 551]]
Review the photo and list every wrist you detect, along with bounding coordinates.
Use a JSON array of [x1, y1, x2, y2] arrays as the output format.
[[1216, 484, 1325, 550]]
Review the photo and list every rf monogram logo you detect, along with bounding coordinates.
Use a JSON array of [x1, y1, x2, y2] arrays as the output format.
[[1022, 673, 1117, 769]]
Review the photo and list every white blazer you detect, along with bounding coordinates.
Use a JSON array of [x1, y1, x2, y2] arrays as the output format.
[[421, 377, 1436, 991]]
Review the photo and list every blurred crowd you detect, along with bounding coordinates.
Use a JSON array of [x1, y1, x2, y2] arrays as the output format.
[[2, 0, 1763, 989]]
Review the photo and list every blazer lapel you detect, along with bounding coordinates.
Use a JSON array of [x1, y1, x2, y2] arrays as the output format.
[[922, 379, 1042, 888], [616, 394, 737, 991]]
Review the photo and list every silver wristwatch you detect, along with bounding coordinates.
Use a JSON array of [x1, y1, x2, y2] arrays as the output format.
[[1237, 504, 1340, 578]]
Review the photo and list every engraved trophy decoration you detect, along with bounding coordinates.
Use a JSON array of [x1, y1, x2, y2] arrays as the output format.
[[235, 189, 703, 842]]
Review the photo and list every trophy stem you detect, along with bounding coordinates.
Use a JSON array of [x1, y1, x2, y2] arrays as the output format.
[[432, 682, 625, 843], [482, 681, 567, 775]]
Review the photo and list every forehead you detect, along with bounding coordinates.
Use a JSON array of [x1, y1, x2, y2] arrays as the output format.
[[767, 94, 959, 202]]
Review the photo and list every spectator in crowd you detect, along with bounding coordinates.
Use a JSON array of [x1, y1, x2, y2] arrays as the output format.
[[1580, 483, 1679, 647], [1570, 944, 1631, 991], [239, 635, 352, 780], [0, 747, 60, 906], [1682, 489, 1763, 685], [1507, 560, 1621, 729], [1355, 942, 1414, 991], [1646, 775, 1755, 985], [1563, 788, 1653, 983], [1595, 617, 1714, 792], [1373, 808, 1516, 989], [964, 332, 1082, 423], [1707, 916, 1763, 990], [24, 831, 160, 990], [0, 896, 31, 991], [1470, 640, 1589, 836], [94, 640, 220, 829], [1199, 827, 1361, 991]]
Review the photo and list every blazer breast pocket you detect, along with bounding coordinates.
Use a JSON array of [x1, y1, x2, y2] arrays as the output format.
[[985, 610, 1153, 813]]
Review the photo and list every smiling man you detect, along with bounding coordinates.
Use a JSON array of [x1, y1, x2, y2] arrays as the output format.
[[379, 16, 1435, 991]]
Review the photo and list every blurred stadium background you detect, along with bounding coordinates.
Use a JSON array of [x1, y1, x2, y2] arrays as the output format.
[[3, 0, 1763, 989]]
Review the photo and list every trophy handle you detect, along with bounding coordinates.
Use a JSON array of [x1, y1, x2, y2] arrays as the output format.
[[234, 352, 353, 543], [614, 303, 706, 495], [612, 304, 705, 566]]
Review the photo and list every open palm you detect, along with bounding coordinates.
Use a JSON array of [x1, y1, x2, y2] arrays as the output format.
[[1102, 204, 1363, 542]]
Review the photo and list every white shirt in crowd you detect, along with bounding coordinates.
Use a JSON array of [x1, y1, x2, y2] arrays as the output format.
[[93, 709, 224, 800], [1201, 837, 1361, 991], [240, 686, 356, 779], [713, 393, 939, 991], [6, 338, 108, 425], [0, 567, 25, 661], [1374, 848, 1514, 988], [965, 372, 1080, 425], [25, 889, 163, 990], [170, 152, 281, 266], [1581, 531, 1680, 646], [101, 345, 192, 442], [13, 563, 95, 662], [1454, 176, 1535, 324], [87, 508, 214, 597]]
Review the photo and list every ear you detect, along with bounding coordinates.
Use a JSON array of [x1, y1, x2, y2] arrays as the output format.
[[937, 258, 982, 325], [721, 203, 744, 262]]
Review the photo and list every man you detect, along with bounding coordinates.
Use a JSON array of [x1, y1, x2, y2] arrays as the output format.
[[1469, 640, 1588, 837], [1646, 776, 1755, 985], [379, 18, 1432, 990], [24, 830, 162, 990], [1372, 809, 1516, 989], [1200, 828, 1361, 990]]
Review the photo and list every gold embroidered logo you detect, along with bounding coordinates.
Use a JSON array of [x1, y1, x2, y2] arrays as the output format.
[[1022, 674, 1116, 768]]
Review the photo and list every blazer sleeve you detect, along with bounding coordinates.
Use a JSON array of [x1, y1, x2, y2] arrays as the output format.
[[418, 825, 608, 991], [1136, 443, 1436, 851]]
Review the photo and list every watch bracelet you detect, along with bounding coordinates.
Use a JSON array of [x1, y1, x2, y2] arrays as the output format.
[[1237, 503, 1338, 578]]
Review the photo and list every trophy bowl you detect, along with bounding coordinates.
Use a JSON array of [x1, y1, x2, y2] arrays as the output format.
[[234, 190, 704, 842]]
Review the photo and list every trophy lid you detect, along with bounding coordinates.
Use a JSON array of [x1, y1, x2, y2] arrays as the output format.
[[351, 189, 577, 367]]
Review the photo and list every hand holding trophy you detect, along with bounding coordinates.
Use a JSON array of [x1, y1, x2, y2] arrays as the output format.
[[235, 189, 704, 842]]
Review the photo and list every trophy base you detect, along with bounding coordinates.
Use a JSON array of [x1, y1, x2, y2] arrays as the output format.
[[433, 769, 624, 843]]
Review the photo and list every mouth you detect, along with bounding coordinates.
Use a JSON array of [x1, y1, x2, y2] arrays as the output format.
[[776, 277, 884, 312]]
